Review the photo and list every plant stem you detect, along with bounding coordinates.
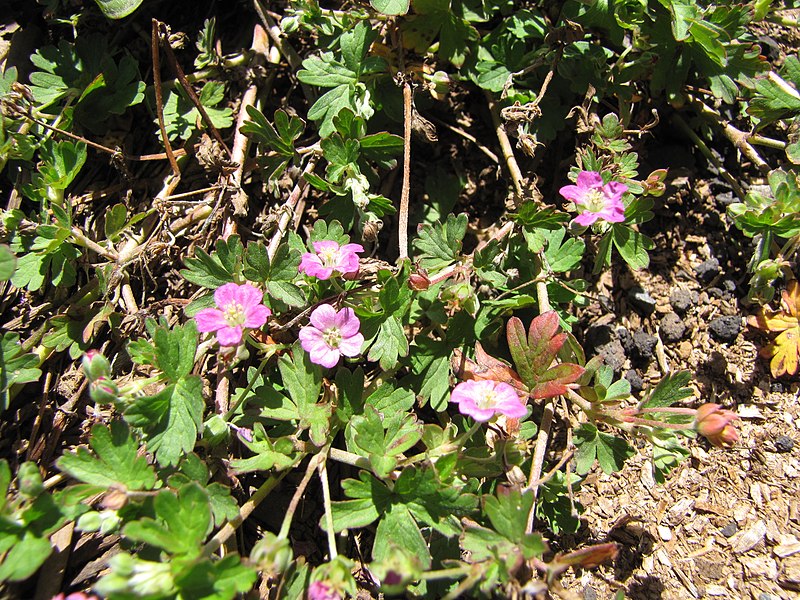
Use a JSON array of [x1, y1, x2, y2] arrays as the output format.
[[398, 77, 412, 261], [278, 454, 321, 539], [318, 453, 338, 559], [223, 356, 270, 421], [328, 447, 372, 470], [203, 470, 290, 556], [486, 91, 525, 201]]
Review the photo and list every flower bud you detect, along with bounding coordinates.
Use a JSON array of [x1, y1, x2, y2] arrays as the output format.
[[695, 403, 739, 448], [89, 378, 119, 404], [82, 350, 111, 381], [250, 533, 293, 577], [18, 462, 44, 497], [408, 271, 430, 291]]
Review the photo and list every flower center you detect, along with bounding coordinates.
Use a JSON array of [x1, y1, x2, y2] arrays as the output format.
[[584, 189, 606, 213], [323, 326, 342, 349], [223, 302, 246, 327], [476, 389, 497, 410], [319, 247, 340, 267]]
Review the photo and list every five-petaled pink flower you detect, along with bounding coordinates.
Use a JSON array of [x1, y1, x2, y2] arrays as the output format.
[[299, 240, 364, 280], [299, 305, 364, 368], [195, 283, 271, 346], [559, 171, 627, 226], [450, 379, 527, 422]]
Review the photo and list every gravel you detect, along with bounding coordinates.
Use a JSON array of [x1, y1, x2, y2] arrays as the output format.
[[624, 369, 644, 393], [632, 330, 657, 361], [659, 312, 685, 344], [694, 257, 721, 283], [721, 521, 739, 537], [628, 286, 657, 316], [709, 315, 742, 342], [774, 435, 794, 453], [669, 289, 696, 314]]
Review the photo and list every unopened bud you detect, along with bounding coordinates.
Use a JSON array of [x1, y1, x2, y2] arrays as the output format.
[[250, 533, 293, 576], [408, 271, 430, 291], [18, 462, 44, 497], [695, 403, 739, 448], [82, 350, 111, 381], [89, 378, 119, 404]]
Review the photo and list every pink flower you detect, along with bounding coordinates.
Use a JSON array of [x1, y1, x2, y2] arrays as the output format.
[[308, 581, 340, 600], [450, 379, 527, 422], [299, 240, 364, 280], [695, 403, 739, 448], [299, 305, 364, 368], [195, 283, 271, 346], [559, 171, 627, 226]]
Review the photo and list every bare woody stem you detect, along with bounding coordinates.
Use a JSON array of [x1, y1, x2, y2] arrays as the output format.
[[398, 79, 412, 261]]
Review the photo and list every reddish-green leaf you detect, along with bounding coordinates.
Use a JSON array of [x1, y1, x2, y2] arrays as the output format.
[[506, 312, 585, 399]]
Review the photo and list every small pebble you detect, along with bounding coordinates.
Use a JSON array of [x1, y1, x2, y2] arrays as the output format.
[[660, 312, 685, 344], [708, 315, 742, 342], [632, 330, 657, 361], [617, 327, 634, 354], [628, 286, 657, 316], [694, 257, 721, 283], [625, 369, 644, 393], [770, 381, 784, 393], [716, 191, 736, 206], [669, 289, 696, 314], [775, 435, 794, 453], [658, 525, 673, 541], [583, 586, 598, 600], [721, 521, 738, 537]]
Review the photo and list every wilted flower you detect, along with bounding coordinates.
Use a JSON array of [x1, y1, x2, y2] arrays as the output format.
[[195, 283, 271, 346], [695, 403, 739, 448], [299, 305, 364, 368], [307, 581, 340, 600], [450, 379, 527, 422], [559, 171, 627, 226], [299, 240, 364, 280]]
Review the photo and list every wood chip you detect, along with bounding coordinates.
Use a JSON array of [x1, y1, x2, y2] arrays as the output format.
[[729, 520, 766, 554]]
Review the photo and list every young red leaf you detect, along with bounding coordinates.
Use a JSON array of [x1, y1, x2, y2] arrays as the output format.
[[450, 343, 527, 396], [506, 312, 585, 399]]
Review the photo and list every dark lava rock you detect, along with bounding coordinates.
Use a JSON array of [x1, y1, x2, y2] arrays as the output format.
[[631, 330, 657, 361], [774, 435, 794, 453], [628, 286, 657, 316], [624, 369, 644, 393], [585, 325, 627, 373], [708, 287, 724, 299], [660, 312, 685, 344], [694, 257, 721, 283], [598, 340, 627, 373], [708, 315, 742, 342], [583, 586, 598, 600], [716, 190, 736, 207], [723, 279, 736, 293], [771, 381, 784, 393], [669, 289, 696, 314], [617, 327, 634, 354], [720, 521, 738, 537], [598, 294, 615, 313]]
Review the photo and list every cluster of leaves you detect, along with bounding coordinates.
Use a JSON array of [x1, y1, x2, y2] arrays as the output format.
[[0, 0, 789, 597]]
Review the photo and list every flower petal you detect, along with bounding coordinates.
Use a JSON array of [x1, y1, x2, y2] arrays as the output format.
[[195, 308, 227, 333], [235, 283, 265, 308], [338, 332, 364, 357], [243, 304, 271, 328], [214, 282, 241, 309], [574, 212, 600, 226], [558, 184, 583, 202], [310, 304, 338, 330], [576, 170, 603, 189], [217, 325, 243, 346]]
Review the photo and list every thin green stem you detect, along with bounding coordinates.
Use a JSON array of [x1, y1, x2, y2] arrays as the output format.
[[278, 454, 320, 540], [223, 357, 270, 421], [203, 470, 290, 556], [328, 447, 372, 470], [318, 453, 338, 560], [419, 566, 471, 581]]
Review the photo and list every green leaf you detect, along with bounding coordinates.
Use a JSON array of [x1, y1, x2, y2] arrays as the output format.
[[154, 320, 198, 383], [93, 0, 144, 19], [483, 488, 534, 542], [57, 421, 157, 490], [413, 213, 468, 272], [230, 429, 299, 474], [365, 315, 409, 371], [543, 228, 585, 273], [0, 332, 42, 412], [612, 224, 653, 270], [350, 406, 422, 478], [641, 370, 693, 409], [374, 504, 432, 569], [574, 423, 634, 475], [0, 532, 52, 582], [0, 245, 16, 281], [124, 376, 205, 467], [123, 482, 212, 556], [371, 0, 410, 15]]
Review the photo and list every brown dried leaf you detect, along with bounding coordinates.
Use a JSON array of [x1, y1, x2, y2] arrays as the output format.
[[748, 280, 800, 377]]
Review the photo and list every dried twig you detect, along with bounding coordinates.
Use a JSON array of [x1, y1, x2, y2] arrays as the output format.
[[152, 20, 181, 177], [398, 76, 413, 261]]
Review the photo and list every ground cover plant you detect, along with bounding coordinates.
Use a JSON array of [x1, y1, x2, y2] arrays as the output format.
[[0, 0, 799, 598]]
